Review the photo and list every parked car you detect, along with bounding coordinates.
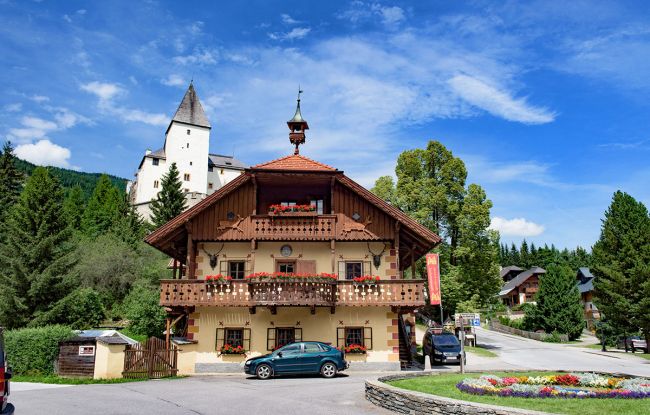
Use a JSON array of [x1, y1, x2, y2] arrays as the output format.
[[1, 328, 14, 415], [617, 336, 649, 353], [422, 330, 466, 366], [244, 341, 348, 380]]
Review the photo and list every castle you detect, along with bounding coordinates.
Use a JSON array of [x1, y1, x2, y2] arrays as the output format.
[[127, 83, 246, 220]]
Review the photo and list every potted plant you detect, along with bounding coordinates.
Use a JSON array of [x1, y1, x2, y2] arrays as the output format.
[[353, 275, 380, 286], [220, 344, 246, 355], [206, 274, 233, 286], [344, 343, 367, 354], [268, 204, 317, 216]]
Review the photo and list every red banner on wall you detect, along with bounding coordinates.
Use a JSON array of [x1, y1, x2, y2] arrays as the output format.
[[426, 253, 441, 305]]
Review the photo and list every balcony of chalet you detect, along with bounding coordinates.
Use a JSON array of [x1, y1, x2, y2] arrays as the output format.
[[159, 278, 426, 310]]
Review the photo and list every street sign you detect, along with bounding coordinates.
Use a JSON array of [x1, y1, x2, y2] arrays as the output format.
[[472, 319, 480, 327]]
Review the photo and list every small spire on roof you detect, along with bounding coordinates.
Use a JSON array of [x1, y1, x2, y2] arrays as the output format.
[[287, 86, 309, 154]]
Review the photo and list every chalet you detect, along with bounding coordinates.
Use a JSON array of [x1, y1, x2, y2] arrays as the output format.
[[145, 95, 441, 373], [576, 267, 599, 328], [500, 265, 523, 282], [498, 266, 546, 306]]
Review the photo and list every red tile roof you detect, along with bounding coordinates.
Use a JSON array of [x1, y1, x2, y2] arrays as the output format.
[[252, 154, 337, 171]]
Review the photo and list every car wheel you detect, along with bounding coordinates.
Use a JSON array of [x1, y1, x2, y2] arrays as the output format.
[[430, 354, 439, 366], [256, 364, 272, 380], [321, 362, 337, 378]]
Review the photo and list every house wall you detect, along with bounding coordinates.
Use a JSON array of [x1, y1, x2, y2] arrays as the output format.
[[184, 306, 400, 373], [207, 167, 244, 195], [165, 122, 210, 195], [57, 341, 96, 377], [197, 241, 397, 280], [93, 343, 126, 379]]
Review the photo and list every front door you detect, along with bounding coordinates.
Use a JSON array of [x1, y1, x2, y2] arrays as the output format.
[[272, 343, 302, 373]]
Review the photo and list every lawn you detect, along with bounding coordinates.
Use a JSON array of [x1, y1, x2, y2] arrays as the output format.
[[465, 345, 497, 358], [12, 375, 180, 385], [388, 372, 650, 415]]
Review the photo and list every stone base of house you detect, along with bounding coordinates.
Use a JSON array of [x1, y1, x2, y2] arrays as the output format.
[[195, 363, 243, 373]]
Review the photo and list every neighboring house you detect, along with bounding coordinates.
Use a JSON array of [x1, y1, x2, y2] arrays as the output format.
[[500, 265, 523, 282], [145, 97, 442, 373], [498, 267, 546, 306], [127, 82, 247, 220], [576, 267, 600, 328]]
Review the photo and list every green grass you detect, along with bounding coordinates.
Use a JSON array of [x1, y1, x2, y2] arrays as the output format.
[[12, 375, 182, 385], [635, 353, 650, 361], [388, 372, 650, 415], [117, 328, 147, 343], [465, 346, 497, 358]]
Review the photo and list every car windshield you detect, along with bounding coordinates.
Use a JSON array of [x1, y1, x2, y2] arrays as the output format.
[[433, 335, 459, 346]]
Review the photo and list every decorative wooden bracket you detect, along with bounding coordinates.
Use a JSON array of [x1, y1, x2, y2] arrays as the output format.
[[217, 214, 245, 233], [310, 305, 316, 315]]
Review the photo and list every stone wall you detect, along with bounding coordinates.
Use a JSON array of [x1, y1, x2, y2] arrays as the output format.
[[365, 374, 553, 415], [489, 321, 569, 342]]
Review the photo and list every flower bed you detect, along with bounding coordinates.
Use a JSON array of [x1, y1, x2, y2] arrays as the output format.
[[456, 373, 650, 399], [245, 272, 338, 282]]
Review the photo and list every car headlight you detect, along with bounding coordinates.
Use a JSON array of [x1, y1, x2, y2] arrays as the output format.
[[245, 361, 251, 366]]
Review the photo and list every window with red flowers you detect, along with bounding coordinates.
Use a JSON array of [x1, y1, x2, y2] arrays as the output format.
[[337, 327, 372, 349], [216, 327, 251, 352]]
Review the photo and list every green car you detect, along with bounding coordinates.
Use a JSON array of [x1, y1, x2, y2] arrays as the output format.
[[244, 341, 348, 380]]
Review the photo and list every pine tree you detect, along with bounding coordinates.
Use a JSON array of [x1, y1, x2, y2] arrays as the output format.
[[592, 191, 650, 346], [81, 175, 123, 236], [63, 185, 85, 230], [0, 141, 24, 229], [535, 263, 585, 340], [520, 240, 530, 268], [150, 162, 187, 228], [509, 243, 520, 266], [0, 168, 74, 328]]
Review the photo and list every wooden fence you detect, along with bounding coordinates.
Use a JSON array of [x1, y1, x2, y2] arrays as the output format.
[[122, 337, 178, 379]]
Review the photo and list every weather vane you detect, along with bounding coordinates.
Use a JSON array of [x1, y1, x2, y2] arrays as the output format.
[[298, 85, 303, 101]]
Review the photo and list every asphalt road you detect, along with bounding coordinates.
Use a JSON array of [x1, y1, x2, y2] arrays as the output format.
[[10, 328, 650, 414]]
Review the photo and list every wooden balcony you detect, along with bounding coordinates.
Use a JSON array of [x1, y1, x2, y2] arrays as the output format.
[[159, 279, 425, 308], [251, 214, 336, 241]]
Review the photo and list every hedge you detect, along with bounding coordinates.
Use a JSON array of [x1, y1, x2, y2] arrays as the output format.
[[4, 325, 75, 375]]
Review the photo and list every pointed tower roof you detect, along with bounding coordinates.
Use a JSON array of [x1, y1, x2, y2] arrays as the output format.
[[168, 82, 211, 132]]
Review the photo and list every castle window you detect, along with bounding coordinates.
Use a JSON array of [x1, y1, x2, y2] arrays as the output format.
[[187, 129, 191, 135], [187, 142, 190, 148], [208, 166, 213, 172], [184, 173, 191, 181], [220, 168, 224, 174], [153, 180, 159, 188], [152, 158, 159, 166], [208, 183, 213, 190], [190, 161, 193, 166]]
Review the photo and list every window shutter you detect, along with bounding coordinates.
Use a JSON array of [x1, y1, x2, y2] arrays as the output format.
[[296, 260, 316, 274], [220, 260, 228, 275], [216, 328, 225, 351], [243, 328, 251, 352], [363, 261, 372, 276], [337, 327, 345, 348], [338, 261, 346, 280], [295, 328, 302, 342], [363, 327, 373, 350], [267, 328, 276, 351]]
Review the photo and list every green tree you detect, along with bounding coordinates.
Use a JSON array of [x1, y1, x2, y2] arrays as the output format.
[[535, 263, 584, 340], [371, 175, 396, 204], [81, 174, 123, 236], [29, 288, 105, 329], [0, 141, 24, 229], [150, 162, 187, 228], [0, 168, 74, 328], [63, 185, 85, 230], [592, 191, 650, 346], [122, 281, 167, 338]]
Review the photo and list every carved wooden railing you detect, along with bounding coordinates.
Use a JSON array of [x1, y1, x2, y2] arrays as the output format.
[[251, 214, 336, 240], [160, 279, 426, 307]]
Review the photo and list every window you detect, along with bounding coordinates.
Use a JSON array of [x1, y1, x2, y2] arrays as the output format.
[[304, 343, 324, 353], [267, 327, 302, 350], [78, 346, 95, 356], [228, 261, 246, 280], [338, 261, 371, 280], [276, 261, 295, 273], [187, 142, 190, 148], [216, 328, 251, 352], [220, 168, 224, 174], [337, 327, 373, 349], [190, 161, 193, 166], [345, 262, 362, 280], [208, 166, 213, 172], [153, 180, 159, 189], [187, 129, 191, 135], [310, 199, 324, 215], [152, 158, 159, 166], [281, 202, 297, 207], [278, 343, 301, 355], [208, 183, 213, 190], [184, 173, 191, 181]]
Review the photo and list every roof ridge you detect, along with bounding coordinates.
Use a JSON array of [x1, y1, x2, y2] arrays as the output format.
[[252, 153, 336, 171]]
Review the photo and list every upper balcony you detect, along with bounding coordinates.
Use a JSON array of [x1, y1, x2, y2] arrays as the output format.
[[252, 214, 336, 241], [159, 279, 426, 309]]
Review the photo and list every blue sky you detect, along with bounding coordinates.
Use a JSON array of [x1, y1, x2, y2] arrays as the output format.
[[1, 0, 649, 250]]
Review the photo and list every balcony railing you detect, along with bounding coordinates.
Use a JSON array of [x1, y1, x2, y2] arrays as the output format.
[[251, 214, 336, 240], [159, 279, 425, 308]]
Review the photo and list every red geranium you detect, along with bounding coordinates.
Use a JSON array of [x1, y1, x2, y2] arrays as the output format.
[[344, 344, 367, 354], [352, 275, 381, 283]]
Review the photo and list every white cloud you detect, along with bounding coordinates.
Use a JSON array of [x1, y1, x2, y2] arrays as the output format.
[[15, 140, 73, 168], [337, 2, 405, 28], [268, 27, 311, 41], [31, 95, 50, 103], [490, 217, 545, 237], [281, 14, 300, 25], [161, 74, 186, 87], [448, 74, 556, 124], [4, 103, 22, 112], [173, 48, 218, 65], [21, 116, 57, 131], [374, 5, 405, 27], [80, 81, 123, 102], [115, 108, 168, 126]]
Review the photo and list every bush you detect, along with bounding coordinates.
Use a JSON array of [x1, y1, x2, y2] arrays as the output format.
[[29, 288, 105, 329], [5, 325, 74, 375], [122, 282, 166, 339], [543, 330, 563, 343], [498, 316, 524, 330]]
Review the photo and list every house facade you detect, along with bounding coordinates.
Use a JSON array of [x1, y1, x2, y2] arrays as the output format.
[[576, 267, 599, 329], [145, 99, 441, 373], [127, 83, 246, 220], [498, 266, 546, 306]]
